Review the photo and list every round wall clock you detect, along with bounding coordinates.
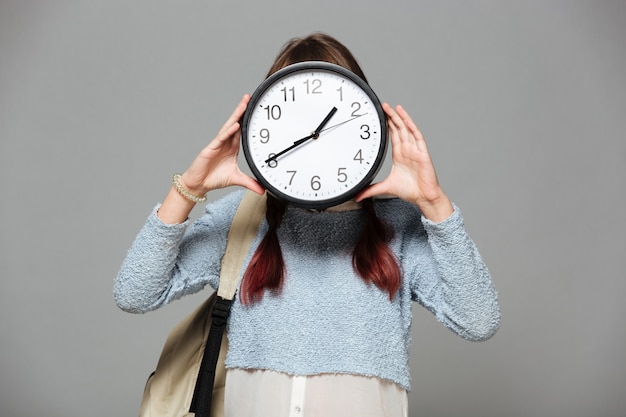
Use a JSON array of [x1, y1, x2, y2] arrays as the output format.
[[241, 61, 387, 209]]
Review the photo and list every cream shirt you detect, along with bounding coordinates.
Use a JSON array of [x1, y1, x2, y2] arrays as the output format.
[[225, 369, 408, 417]]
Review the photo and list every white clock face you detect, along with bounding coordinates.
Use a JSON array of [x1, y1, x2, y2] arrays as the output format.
[[242, 62, 386, 209]]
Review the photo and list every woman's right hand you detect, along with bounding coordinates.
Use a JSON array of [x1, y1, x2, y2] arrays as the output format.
[[180, 94, 265, 196], [157, 95, 265, 224]]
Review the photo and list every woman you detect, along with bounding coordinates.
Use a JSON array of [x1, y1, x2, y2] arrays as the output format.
[[115, 33, 500, 416]]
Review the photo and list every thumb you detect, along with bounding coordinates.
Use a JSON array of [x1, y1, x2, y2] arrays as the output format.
[[355, 180, 390, 202], [233, 172, 266, 195]]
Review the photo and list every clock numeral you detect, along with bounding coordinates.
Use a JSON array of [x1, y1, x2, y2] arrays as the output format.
[[281, 87, 295, 102], [259, 128, 270, 143], [360, 124, 371, 140], [263, 105, 281, 120], [311, 175, 321, 191], [354, 149, 364, 164], [337, 86, 343, 101], [337, 167, 348, 183], [304, 79, 322, 94], [267, 154, 278, 168], [287, 170, 297, 185], [351, 102, 363, 117]]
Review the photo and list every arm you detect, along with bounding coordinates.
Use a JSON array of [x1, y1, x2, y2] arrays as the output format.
[[362, 103, 499, 338], [389, 200, 500, 341], [114, 95, 265, 312], [113, 207, 190, 313], [416, 207, 500, 341], [158, 94, 264, 224], [113, 192, 245, 313]]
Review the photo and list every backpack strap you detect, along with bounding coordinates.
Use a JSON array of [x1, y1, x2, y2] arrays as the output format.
[[217, 191, 267, 300], [190, 191, 266, 417]]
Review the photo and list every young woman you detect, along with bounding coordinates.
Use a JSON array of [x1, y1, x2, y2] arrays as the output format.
[[115, 33, 500, 417]]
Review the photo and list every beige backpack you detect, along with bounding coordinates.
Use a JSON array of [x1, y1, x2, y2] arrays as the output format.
[[139, 191, 266, 417]]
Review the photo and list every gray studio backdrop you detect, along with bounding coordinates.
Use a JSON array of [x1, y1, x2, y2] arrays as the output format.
[[1, 1, 625, 416]]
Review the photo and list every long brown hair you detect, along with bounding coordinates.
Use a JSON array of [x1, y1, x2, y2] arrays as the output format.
[[240, 33, 401, 304]]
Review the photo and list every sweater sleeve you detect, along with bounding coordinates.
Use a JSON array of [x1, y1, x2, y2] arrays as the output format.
[[113, 191, 244, 313], [405, 205, 500, 341]]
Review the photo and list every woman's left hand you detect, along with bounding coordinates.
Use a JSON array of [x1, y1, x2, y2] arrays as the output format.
[[355, 103, 454, 222]]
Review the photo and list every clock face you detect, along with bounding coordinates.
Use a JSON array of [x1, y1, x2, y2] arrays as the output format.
[[242, 61, 387, 209]]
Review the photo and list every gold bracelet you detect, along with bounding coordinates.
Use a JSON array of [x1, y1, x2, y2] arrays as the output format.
[[171, 173, 207, 203]]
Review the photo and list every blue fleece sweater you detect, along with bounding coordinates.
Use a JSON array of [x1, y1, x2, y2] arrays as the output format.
[[114, 190, 500, 391]]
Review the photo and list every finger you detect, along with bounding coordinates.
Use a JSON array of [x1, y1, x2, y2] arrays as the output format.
[[218, 94, 250, 134], [383, 104, 413, 164], [395, 105, 425, 142], [225, 121, 241, 137], [210, 121, 240, 148], [230, 94, 250, 121], [382, 103, 402, 150], [382, 102, 401, 130], [383, 102, 411, 144], [383, 103, 404, 129]]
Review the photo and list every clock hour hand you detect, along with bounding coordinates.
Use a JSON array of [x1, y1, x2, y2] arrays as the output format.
[[265, 107, 337, 164]]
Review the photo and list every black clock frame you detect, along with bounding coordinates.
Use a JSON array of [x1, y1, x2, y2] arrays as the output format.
[[241, 61, 388, 209]]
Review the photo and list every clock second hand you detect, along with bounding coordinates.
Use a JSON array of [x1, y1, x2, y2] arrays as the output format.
[[265, 107, 338, 164], [320, 112, 367, 134]]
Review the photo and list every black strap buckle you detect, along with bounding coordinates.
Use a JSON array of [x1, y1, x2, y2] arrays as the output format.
[[211, 296, 232, 326]]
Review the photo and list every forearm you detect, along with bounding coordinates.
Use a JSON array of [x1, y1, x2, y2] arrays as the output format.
[[157, 171, 216, 224], [157, 186, 198, 224], [113, 208, 188, 313], [422, 208, 500, 340], [415, 191, 454, 223], [114, 191, 243, 313]]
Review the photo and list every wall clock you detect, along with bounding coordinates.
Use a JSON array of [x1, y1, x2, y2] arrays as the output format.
[[241, 61, 387, 209]]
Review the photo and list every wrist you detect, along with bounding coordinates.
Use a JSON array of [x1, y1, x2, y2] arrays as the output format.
[[415, 193, 454, 223], [157, 186, 196, 224], [172, 173, 207, 204]]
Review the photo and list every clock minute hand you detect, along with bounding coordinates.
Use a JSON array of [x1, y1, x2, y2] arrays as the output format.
[[265, 132, 315, 163], [265, 107, 338, 164], [312, 106, 338, 137]]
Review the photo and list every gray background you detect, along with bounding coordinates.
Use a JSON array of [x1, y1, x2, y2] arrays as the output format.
[[1, 1, 625, 416]]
